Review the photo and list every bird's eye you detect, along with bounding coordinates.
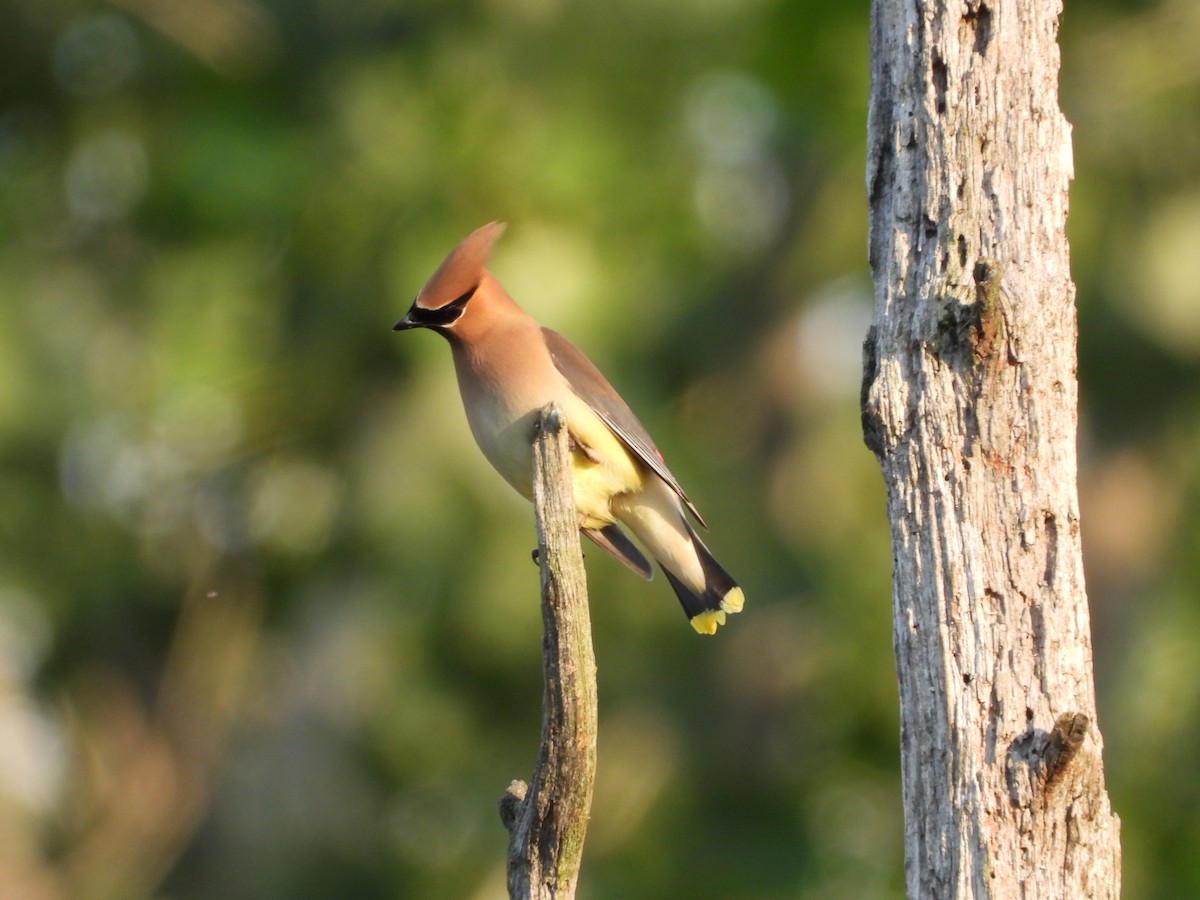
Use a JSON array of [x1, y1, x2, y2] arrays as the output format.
[[411, 287, 475, 327]]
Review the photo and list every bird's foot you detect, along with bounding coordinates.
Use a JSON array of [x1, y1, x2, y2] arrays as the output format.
[[568, 434, 604, 464], [531, 546, 583, 566]]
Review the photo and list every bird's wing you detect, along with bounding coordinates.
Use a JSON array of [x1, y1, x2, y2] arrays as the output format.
[[542, 327, 707, 527], [582, 525, 654, 579]]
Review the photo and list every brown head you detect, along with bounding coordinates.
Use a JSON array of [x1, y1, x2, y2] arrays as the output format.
[[393, 222, 512, 341]]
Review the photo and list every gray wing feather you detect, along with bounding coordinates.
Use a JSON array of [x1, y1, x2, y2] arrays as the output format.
[[582, 525, 654, 579], [542, 327, 707, 527]]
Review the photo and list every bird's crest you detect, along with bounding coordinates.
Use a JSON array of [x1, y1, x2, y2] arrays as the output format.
[[417, 221, 507, 309]]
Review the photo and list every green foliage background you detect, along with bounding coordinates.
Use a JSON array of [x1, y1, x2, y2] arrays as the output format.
[[0, 0, 1197, 897]]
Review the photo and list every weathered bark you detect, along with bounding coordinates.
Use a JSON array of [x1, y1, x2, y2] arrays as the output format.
[[862, 1, 1121, 897], [499, 404, 597, 900]]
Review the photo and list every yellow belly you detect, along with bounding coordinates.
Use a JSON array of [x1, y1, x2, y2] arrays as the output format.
[[461, 381, 644, 529], [561, 391, 643, 529]]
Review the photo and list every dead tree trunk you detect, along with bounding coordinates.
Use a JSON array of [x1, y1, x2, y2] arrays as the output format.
[[499, 404, 597, 900], [862, 1, 1121, 897]]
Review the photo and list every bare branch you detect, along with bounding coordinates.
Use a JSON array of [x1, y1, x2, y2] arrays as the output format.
[[500, 404, 598, 900]]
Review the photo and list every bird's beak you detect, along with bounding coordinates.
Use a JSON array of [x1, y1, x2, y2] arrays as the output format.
[[393, 306, 419, 331]]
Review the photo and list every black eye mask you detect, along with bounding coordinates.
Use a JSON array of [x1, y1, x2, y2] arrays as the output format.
[[396, 287, 474, 329]]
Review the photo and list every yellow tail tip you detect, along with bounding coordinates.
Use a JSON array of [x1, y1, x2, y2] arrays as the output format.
[[691, 609, 724, 638], [721, 587, 745, 614], [690, 609, 726, 635], [689, 589, 745, 634]]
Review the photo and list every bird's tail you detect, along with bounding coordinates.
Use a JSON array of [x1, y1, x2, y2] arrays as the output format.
[[660, 524, 744, 635]]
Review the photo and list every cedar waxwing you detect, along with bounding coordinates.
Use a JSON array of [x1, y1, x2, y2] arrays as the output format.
[[394, 222, 743, 634]]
